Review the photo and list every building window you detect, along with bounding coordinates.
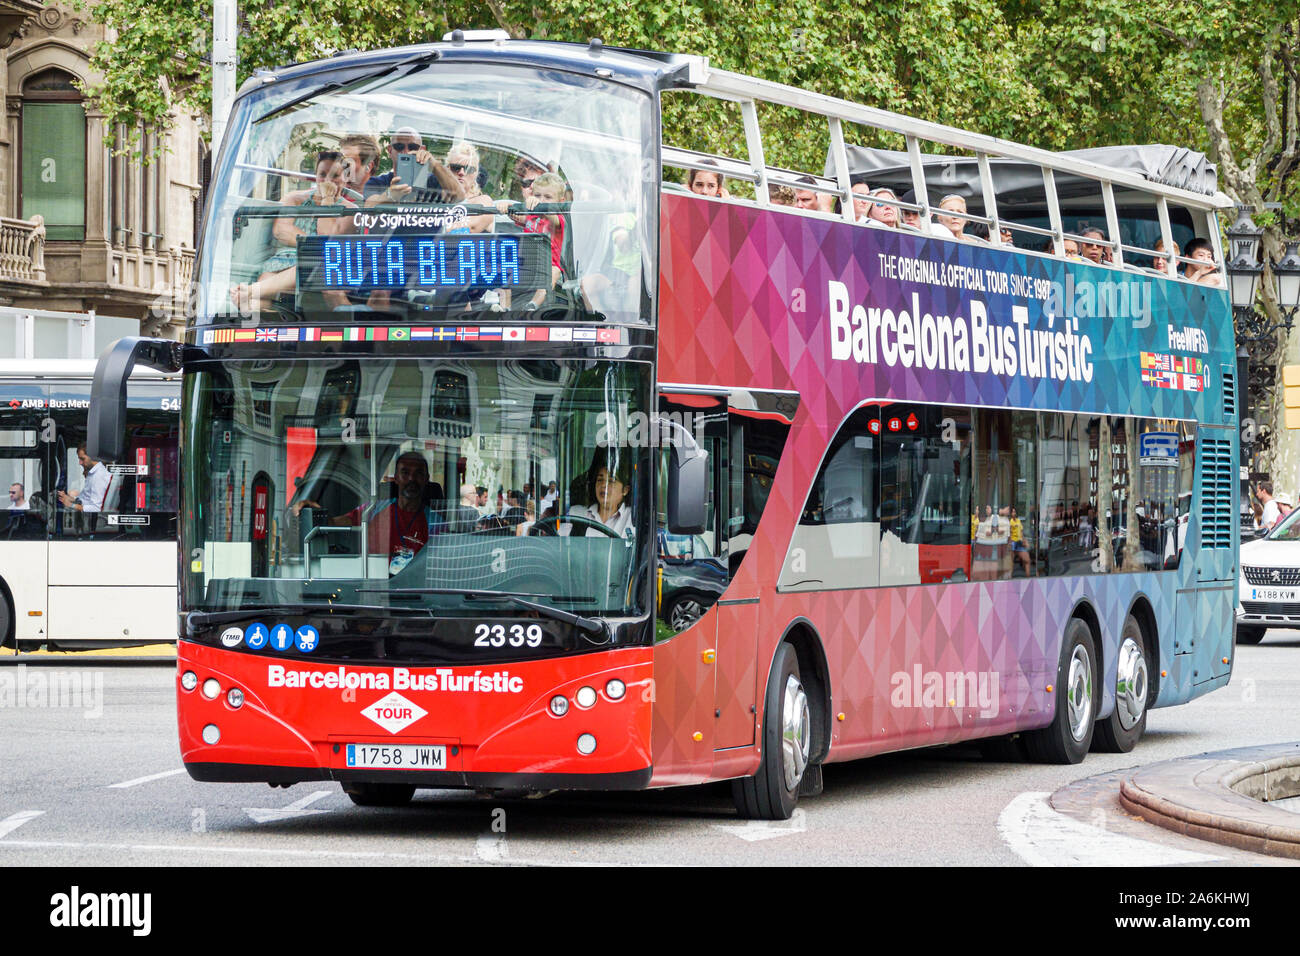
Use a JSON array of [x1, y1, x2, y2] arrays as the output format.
[[21, 68, 87, 241]]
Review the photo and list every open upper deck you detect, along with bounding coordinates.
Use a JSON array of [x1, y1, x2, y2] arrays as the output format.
[[202, 35, 1231, 337]]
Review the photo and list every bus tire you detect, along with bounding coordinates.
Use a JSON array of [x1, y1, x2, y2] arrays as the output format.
[[342, 782, 416, 807], [1024, 617, 1095, 764], [1236, 625, 1265, 645], [0, 587, 11, 649], [1092, 613, 1148, 753], [732, 642, 809, 820]]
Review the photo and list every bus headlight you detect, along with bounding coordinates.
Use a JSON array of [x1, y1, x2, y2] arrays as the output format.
[[575, 686, 597, 709], [605, 679, 626, 700], [549, 695, 569, 717], [180, 671, 198, 692], [201, 678, 221, 700], [226, 688, 244, 709], [576, 734, 597, 755], [201, 724, 221, 745]]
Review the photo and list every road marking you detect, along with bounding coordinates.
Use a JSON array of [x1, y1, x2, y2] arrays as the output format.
[[0, 811, 44, 839], [998, 791, 1221, 867], [714, 808, 808, 842], [0, 838, 611, 866], [244, 789, 333, 824], [107, 769, 185, 789]]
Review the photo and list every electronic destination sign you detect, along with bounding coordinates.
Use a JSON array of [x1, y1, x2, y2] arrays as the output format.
[[298, 233, 552, 293]]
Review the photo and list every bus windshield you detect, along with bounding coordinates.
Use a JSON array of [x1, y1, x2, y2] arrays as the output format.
[[182, 358, 651, 621], [203, 63, 653, 327]]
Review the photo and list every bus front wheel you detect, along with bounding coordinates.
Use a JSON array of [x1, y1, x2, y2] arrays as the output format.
[[1024, 618, 1095, 764], [342, 782, 416, 807], [732, 642, 809, 820]]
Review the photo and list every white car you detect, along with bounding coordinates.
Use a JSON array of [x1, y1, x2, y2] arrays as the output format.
[[1237, 508, 1300, 644]]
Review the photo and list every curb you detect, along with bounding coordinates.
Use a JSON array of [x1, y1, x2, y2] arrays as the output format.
[[1, 644, 176, 666], [1119, 742, 1300, 859]]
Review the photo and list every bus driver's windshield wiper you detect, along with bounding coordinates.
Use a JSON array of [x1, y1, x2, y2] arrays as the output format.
[[375, 588, 607, 638]]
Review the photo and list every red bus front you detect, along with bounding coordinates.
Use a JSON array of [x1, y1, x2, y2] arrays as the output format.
[[178, 641, 655, 791], [178, 356, 662, 797]]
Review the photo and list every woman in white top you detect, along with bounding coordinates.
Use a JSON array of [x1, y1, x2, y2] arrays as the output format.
[[563, 461, 634, 537], [515, 498, 538, 537], [445, 142, 495, 233]]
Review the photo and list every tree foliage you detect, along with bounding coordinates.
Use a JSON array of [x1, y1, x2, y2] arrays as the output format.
[[80, 0, 1297, 213], [85, 0, 1046, 169]]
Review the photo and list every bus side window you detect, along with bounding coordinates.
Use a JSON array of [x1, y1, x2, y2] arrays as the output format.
[[779, 405, 879, 593]]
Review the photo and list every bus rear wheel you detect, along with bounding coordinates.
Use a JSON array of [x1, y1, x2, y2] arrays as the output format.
[[342, 782, 416, 807], [0, 588, 11, 649], [1024, 618, 1095, 764], [732, 642, 810, 820], [1092, 614, 1149, 753]]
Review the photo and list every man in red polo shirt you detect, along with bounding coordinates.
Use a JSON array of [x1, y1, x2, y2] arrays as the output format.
[[295, 451, 434, 574]]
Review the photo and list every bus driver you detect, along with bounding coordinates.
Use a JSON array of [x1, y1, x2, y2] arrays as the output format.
[[562, 456, 633, 537]]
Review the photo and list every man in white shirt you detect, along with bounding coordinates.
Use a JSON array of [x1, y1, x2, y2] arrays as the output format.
[[1257, 481, 1283, 530], [58, 446, 111, 514], [8, 482, 28, 510]]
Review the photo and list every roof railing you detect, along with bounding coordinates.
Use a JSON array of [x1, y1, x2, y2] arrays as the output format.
[[661, 57, 1231, 288]]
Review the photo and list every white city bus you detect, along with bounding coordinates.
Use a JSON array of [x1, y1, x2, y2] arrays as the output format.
[[0, 360, 179, 650]]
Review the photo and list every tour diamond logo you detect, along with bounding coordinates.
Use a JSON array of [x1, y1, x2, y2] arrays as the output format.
[[360, 692, 426, 734]]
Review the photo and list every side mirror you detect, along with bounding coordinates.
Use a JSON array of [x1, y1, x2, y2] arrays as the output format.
[[660, 418, 707, 535], [89, 337, 183, 462]]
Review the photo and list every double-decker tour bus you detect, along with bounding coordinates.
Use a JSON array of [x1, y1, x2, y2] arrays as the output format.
[[0, 360, 179, 650], [90, 35, 1237, 817]]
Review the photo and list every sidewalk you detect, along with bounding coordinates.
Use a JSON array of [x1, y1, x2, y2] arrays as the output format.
[[1119, 742, 1300, 859]]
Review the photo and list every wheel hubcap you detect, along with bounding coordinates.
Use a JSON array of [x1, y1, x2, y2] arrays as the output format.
[[1115, 637, 1148, 731], [1066, 643, 1093, 742], [670, 599, 704, 631], [781, 673, 810, 791]]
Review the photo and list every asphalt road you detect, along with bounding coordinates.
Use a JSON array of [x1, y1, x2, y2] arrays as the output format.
[[1, 633, 1298, 868]]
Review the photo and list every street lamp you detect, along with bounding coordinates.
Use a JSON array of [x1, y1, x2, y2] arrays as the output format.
[[1226, 206, 1263, 265], [1274, 241, 1300, 321], [1227, 252, 1262, 313]]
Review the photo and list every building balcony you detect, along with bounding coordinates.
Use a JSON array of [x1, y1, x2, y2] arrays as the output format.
[[0, 213, 47, 292]]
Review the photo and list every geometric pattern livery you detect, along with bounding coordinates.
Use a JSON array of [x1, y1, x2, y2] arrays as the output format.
[[651, 194, 1235, 782]]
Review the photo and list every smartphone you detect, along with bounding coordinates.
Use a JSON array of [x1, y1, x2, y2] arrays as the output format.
[[394, 153, 417, 194]]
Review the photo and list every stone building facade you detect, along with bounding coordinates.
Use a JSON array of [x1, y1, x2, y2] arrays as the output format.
[[0, 0, 202, 338]]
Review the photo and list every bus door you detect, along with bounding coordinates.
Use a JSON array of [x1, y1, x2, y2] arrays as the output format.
[[47, 381, 179, 646], [0, 380, 52, 645], [657, 391, 757, 751]]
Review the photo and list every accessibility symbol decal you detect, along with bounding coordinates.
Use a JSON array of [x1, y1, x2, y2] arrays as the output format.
[[244, 622, 270, 650], [295, 625, 320, 653], [270, 623, 294, 652]]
